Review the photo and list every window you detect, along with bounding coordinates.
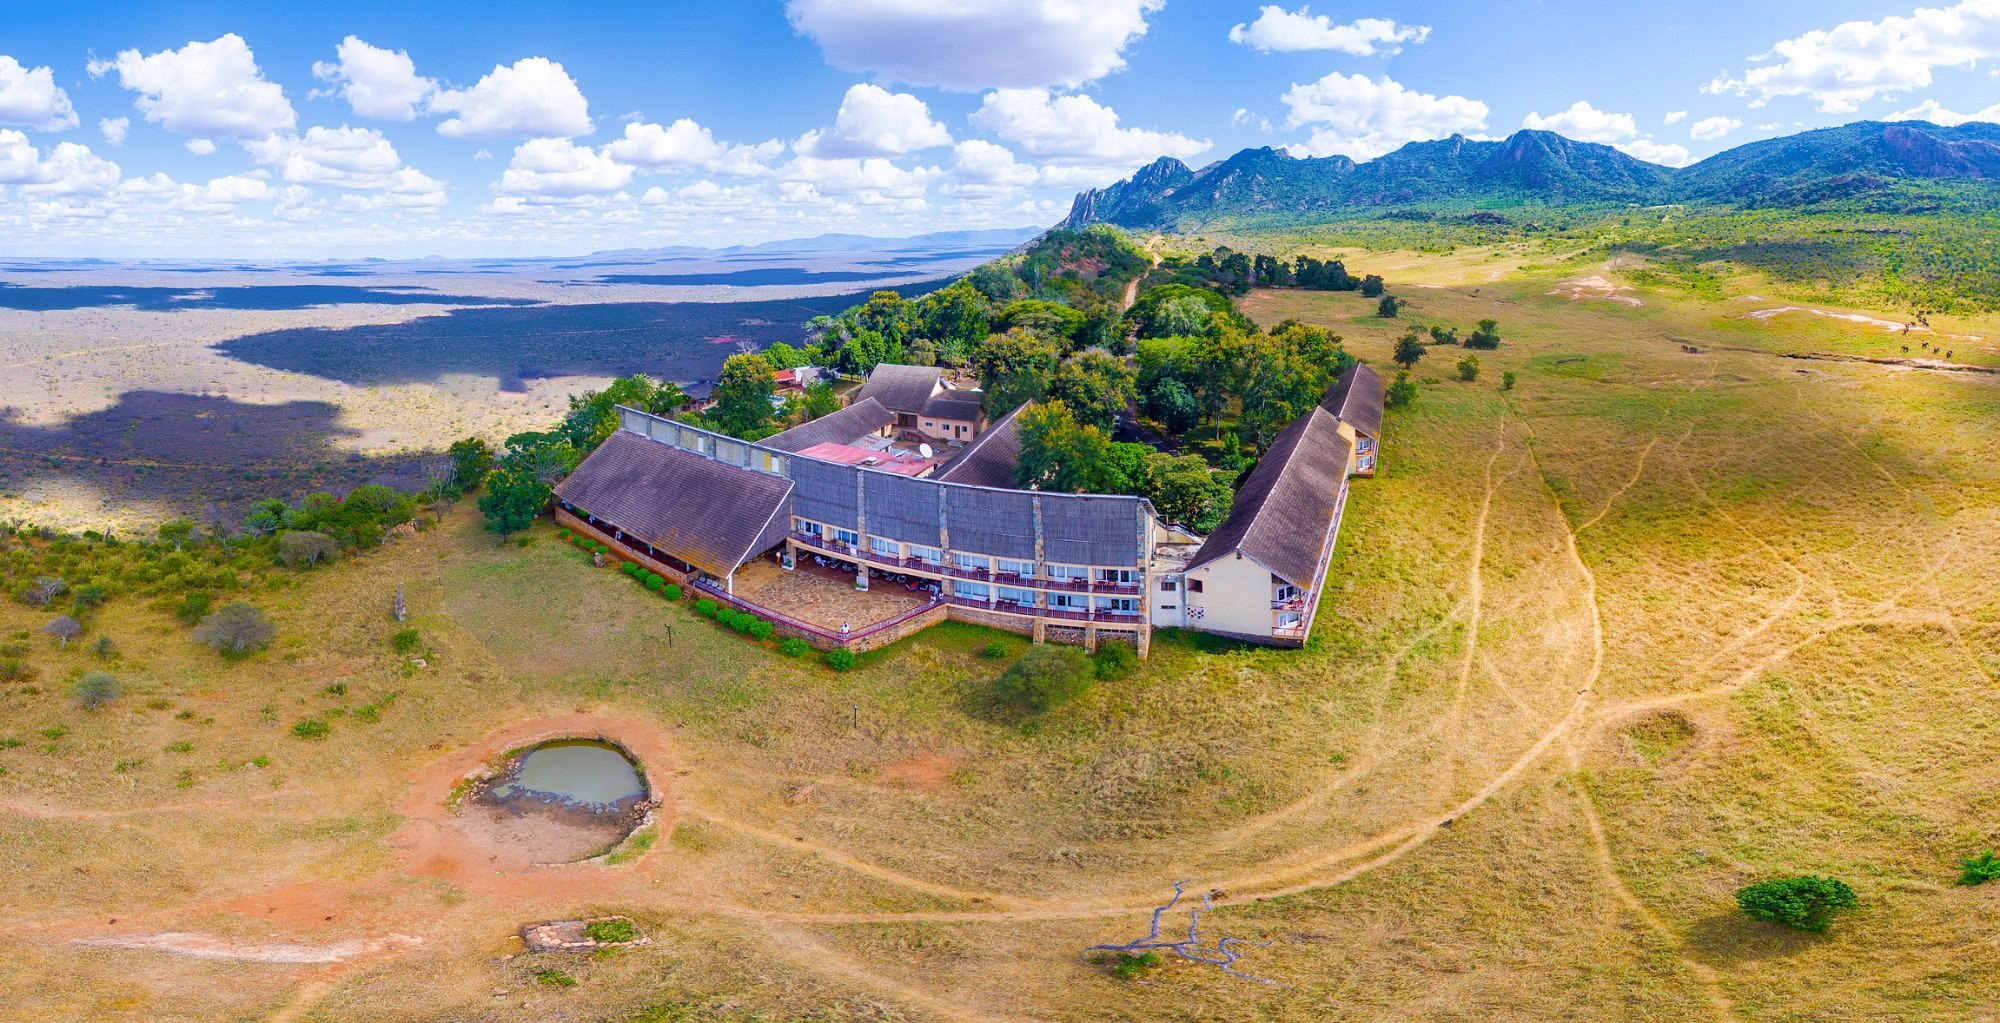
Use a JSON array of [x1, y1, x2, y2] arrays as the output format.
[[1045, 563, 1084, 581], [870, 537, 900, 557], [954, 581, 990, 600], [1274, 584, 1301, 602], [1159, 578, 1178, 592], [997, 558, 1035, 579], [908, 545, 941, 565], [1050, 592, 1087, 610], [1098, 568, 1138, 585], [953, 552, 990, 572], [796, 519, 821, 536], [1095, 597, 1138, 614], [833, 528, 859, 547], [1187, 578, 1204, 593], [997, 586, 1036, 606]]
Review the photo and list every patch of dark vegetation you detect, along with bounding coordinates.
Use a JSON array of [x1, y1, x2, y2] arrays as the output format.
[[596, 268, 930, 286], [0, 282, 538, 312], [216, 291, 928, 390]]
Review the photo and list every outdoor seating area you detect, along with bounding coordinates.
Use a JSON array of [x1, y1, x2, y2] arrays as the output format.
[[729, 554, 932, 634]]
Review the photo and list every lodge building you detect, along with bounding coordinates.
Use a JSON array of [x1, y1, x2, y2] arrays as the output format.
[[552, 362, 1384, 656]]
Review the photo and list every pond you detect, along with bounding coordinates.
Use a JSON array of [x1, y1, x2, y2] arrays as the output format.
[[489, 740, 647, 811]]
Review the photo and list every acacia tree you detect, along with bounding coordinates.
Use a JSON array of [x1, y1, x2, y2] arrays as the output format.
[[277, 530, 339, 567], [1393, 333, 1428, 370], [44, 615, 82, 648], [194, 603, 276, 657]]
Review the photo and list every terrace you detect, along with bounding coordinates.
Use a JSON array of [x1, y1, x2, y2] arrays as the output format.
[[791, 531, 1143, 596]]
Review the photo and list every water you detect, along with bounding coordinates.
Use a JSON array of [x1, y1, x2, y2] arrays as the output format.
[[490, 740, 646, 810]]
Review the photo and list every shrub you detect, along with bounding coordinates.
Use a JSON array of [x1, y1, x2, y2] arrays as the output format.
[[993, 646, 1093, 713], [1107, 950, 1160, 979], [981, 640, 1008, 659], [693, 599, 718, 619], [195, 603, 276, 657], [18, 576, 66, 608], [583, 918, 638, 944], [557, 529, 572, 542], [390, 629, 421, 654], [43, 615, 82, 648], [290, 718, 331, 740], [1092, 641, 1137, 680], [72, 583, 108, 609], [173, 591, 213, 626], [1501, 370, 1518, 391], [824, 648, 856, 671], [1735, 876, 1858, 933], [532, 967, 576, 988], [91, 636, 118, 660], [729, 614, 756, 635], [644, 575, 664, 592], [1456, 354, 1481, 382], [746, 619, 774, 641], [1958, 850, 2000, 886], [780, 638, 810, 657], [0, 659, 30, 683], [1385, 371, 1419, 409], [662, 583, 682, 602], [277, 530, 339, 567], [71, 672, 119, 710]]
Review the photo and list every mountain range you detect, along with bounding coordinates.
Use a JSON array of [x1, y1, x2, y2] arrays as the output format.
[[1062, 121, 2000, 231]]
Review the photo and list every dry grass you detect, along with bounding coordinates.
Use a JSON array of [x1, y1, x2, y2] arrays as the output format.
[[1, 262, 1997, 1021]]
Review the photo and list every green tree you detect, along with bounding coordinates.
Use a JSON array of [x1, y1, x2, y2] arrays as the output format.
[[448, 437, 494, 491], [1142, 453, 1234, 532], [1393, 333, 1427, 370], [277, 530, 338, 567], [1466, 318, 1503, 349], [1143, 378, 1201, 435], [1360, 274, 1386, 298], [996, 299, 1087, 348], [559, 375, 687, 450], [1377, 294, 1403, 318], [918, 282, 993, 364], [1456, 354, 1481, 382], [72, 672, 119, 710], [1048, 351, 1137, 431], [708, 353, 779, 438], [1501, 370, 1517, 391], [798, 381, 842, 421], [1735, 876, 1858, 933], [194, 603, 276, 658], [1014, 401, 1110, 493], [993, 645, 1094, 713], [479, 431, 578, 536], [975, 327, 1062, 415], [1386, 371, 1419, 409], [157, 519, 195, 551]]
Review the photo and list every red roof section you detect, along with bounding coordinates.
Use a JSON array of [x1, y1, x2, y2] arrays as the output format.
[[794, 442, 937, 477]]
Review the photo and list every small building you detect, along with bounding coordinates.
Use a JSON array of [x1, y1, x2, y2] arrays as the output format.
[[1320, 363, 1384, 476], [773, 365, 831, 393], [850, 364, 945, 435], [918, 391, 985, 444]]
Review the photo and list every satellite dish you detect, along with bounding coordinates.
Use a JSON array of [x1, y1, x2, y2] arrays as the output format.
[[918, 443, 935, 459]]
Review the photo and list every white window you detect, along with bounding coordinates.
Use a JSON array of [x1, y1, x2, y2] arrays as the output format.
[[833, 528, 859, 546], [1095, 596, 1138, 614], [908, 545, 941, 565], [953, 552, 990, 572], [1050, 592, 1088, 610], [1274, 583, 1301, 602], [870, 537, 899, 557], [954, 581, 990, 600], [997, 586, 1036, 606], [1046, 563, 1085, 581], [1098, 568, 1139, 585], [797, 519, 821, 536], [997, 558, 1035, 579]]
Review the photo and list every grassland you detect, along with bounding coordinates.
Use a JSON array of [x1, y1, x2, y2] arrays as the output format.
[[2, 257, 1998, 1022]]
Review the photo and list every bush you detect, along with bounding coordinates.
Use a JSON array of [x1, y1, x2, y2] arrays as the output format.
[[72, 583, 108, 609], [644, 574, 664, 592], [71, 672, 119, 710], [43, 615, 82, 648], [993, 646, 1093, 713], [981, 641, 1009, 659], [390, 629, 421, 654], [290, 717, 331, 740], [1092, 641, 1137, 680], [1108, 950, 1160, 979], [194, 603, 276, 657], [583, 918, 637, 943], [1385, 371, 1419, 409], [0, 659, 31, 683], [173, 591, 213, 626], [662, 583, 682, 602], [1735, 876, 1858, 933], [1501, 369, 1518, 391], [277, 530, 339, 567], [746, 619, 774, 641], [824, 648, 856, 671], [1456, 354, 1481, 382], [91, 636, 117, 660], [557, 529, 572, 542], [780, 638, 810, 657], [693, 599, 718, 619], [1958, 850, 2000, 886]]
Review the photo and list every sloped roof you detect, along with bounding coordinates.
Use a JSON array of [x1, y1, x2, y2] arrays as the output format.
[[935, 405, 1023, 489], [852, 363, 943, 414], [760, 396, 895, 452], [1187, 406, 1353, 588], [1320, 363, 1385, 437], [554, 430, 793, 577], [921, 393, 985, 423]]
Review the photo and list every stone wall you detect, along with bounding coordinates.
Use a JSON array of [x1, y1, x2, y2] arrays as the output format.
[[556, 509, 694, 587]]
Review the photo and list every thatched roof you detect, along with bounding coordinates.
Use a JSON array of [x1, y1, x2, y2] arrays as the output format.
[[760, 397, 895, 452], [1320, 363, 1384, 437], [851, 363, 942, 414], [1186, 407, 1353, 588], [555, 430, 793, 577]]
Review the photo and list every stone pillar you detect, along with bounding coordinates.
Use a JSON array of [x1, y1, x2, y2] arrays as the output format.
[[1083, 625, 1097, 653]]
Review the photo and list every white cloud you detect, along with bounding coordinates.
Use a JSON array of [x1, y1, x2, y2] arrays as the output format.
[[796, 83, 951, 158], [0, 55, 78, 131], [243, 126, 444, 207], [1689, 115, 1742, 141], [1231, 108, 1274, 132], [88, 34, 296, 139], [944, 138, 1040, 200], [970, 88, 1208, 169], [273, 184, 324, 221], [1664, 110, 1689, 125], [0, 131, 122, 195], [99, 117, 129, 145], [431, 57, 592, 139], [1282, 72, 1488, 160], [494, 137, 633, 197], [1885, 97, 2000, 125], [311, 36, 436, 120], [184, 138, 217, 156], [163, 173, 275, 213], [1228, 5, 1429, 56], [784, 0, 1164, 90], [1616, 139, 1694, 167], [604, 119, 783, 176], [1521, 100, 1637, 143], [780, 155, 938, 205], [1705, 1, 2000, 113]]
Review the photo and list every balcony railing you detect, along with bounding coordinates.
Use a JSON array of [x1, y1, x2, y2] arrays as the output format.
[[791, 532, 1144, 598], [941, 595, 1141, 626]]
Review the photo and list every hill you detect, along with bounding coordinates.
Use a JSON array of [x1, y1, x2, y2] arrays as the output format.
[[1064, 121, 2000, 231]]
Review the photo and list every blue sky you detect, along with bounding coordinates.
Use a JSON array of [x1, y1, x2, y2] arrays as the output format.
[[2, 0, 1996, 257]]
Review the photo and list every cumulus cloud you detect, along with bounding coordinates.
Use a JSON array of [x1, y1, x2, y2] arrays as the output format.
[[785, 0, 1163, 90], [1282, 72, 1488, 160], [494, 137, 633, 198], [1664, 110, 1689, 125], [1521, 100, 1638, 143], [88, 34, 296, 139], [1888, 97, 2000, 124], [1228, 6, 1429, 56], [161, 173, 275, 213], [1705, 1, 2000, 112], [1616, 139, 1693, 167], [0, 55, 78, 131], [944, 138, 1040, 199], [970, 88, 1208, 170], [780, 155, 937, 202], [311, 36, 436, 120], [432, 57, 592, 138], [0, 130, 122, 195], [796, 83, 951, 158], [604, 119, 783, 176], [1689, 115, 1741, 141], [99, 117, 128, 145], [242, 125, 445, 207], [184, 138, 217, 155]]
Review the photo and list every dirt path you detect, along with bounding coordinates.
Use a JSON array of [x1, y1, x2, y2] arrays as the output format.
[[1577, 435, 1658, 533]]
